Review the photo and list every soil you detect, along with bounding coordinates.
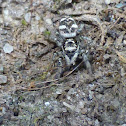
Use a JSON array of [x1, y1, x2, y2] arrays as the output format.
[[0, 0, 126, 126]]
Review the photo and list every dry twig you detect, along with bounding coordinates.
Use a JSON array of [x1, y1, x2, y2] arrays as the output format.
[[74, 15, 105, 46], [16, 61, 84, 91]]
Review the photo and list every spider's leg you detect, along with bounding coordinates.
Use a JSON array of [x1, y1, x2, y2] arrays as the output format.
[[52, 52, 58, 67], [77, 23, 84, 34], [55, 32, 65, 47], [44, 28, 64, 47], [55, 57, 64, 79], [82, 53, 92, 74]]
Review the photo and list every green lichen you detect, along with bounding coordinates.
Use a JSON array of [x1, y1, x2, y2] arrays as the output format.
[[54, 0, 61, 2], [50, 86, 57, 92], [43, 30, 51, 37], [40, 72, 48, 80], [31, 72, 48, 81], [34, 113, 49, 125], [18, 96, 25, 102], [21, 19, 27, 26]]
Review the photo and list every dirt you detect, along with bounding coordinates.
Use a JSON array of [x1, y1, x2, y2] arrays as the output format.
[[0, 0, 126, 126]]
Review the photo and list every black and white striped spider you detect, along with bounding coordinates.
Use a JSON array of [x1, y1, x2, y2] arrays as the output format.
[[49, 16, 92, 78]]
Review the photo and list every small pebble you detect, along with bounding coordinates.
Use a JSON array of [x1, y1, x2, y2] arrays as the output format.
[[77, 101, 85, 109], [105, 0, 110, 4], [45, 102, 50, 106], [35, 15, 41, 21], [40, 27, 46, 33], [67, 0, 72, 4], [0, 65, 3, 73], [1, 2, 8, 8], [63, 102, 75, 111], [95, 119, 100, 126], [0, 116, 3, 125], [56, 89, 63, 94], [115, 3, 126, 8], [2, 107, 6, 114], [24, 12, 31, 23], [0, 16, 3, 24], [3, 43, 13, 54], [121, 124, 126, 126], [47, 115, 54, 121], [45, 19, 53, 25], [123, 40, 126, 45], [0, 75, 7, 84]]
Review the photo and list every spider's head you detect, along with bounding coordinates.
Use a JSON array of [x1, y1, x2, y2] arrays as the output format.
[[59, 17, 78, 38]]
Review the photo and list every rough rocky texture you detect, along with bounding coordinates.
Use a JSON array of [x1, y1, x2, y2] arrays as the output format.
[[3, 43, 13, 54], [0, 0, 126, 126], [0, 75, 7, 84]]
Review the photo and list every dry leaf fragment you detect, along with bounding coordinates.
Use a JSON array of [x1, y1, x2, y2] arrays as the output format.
[[116, 51, 126, 64], [0, 107, 3, 111], [115, 32, 125, 48], [29, 81, 36, 89]]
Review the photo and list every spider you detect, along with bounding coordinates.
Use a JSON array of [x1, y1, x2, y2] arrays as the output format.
[[46, 16, 92, 78]]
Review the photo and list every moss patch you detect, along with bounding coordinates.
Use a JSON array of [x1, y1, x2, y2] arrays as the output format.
[[21, 19, 27, 26]]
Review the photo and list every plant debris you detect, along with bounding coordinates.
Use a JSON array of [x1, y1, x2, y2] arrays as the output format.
[[0, 0, 126, 125]]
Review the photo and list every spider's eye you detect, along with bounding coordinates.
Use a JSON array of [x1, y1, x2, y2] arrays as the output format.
[[66, 50, 76, 54], [60, 21, 66, 26], [64, 29, 69, 33], [71, 28, 75, 32], [61, 29, 69, 33], [66, 50, 71, 53]]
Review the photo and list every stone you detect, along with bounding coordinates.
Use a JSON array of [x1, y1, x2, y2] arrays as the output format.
[[0, 65, 3, 73], [105, 0, 120, 4], [77, 101, 85, 109], [0, 75, 7, 84], [1, 2, 8, 8], [9, 4, 25, 19], [63, 102, 75, 111], [0, 116, 3, 125], [103, 54, 111, 60], [56, 89, 63, 94], [3, 43, 13, 54], [40, 27, 46, 33], [0, 16, 3, 24], [3, 9, 13, 24], [123, 40, 126, 45], [35, 15, 41, 21], [2, 107, 6, 114], [105, 0, 110, 4], [68, 88, 75, 95], [66, 0, 72, 4], [116, 3, 126, 8], [45, 102, 50, 106], [95, 119, 100, 126], [121, 124, 126, 126], [16, 0, 27, 2], [45, 19, 53, 25], [24, 12, 31, 23], [47, 115, 54, 121]]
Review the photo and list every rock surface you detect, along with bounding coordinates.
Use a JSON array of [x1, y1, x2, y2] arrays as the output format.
[[0, 75, 7, 84], [0, 65, 3, 73], [3, 43, 13, 54], [0, 0, 126, 126]]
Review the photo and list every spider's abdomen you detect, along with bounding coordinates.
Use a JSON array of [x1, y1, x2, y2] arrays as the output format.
[[59, 17, 78, 38]]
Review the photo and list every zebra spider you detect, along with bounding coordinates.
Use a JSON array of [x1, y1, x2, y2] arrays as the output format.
[[51, 16, 92, 78]]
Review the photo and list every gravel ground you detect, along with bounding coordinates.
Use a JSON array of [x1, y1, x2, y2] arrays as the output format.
[[0, 0, 126, 126]]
